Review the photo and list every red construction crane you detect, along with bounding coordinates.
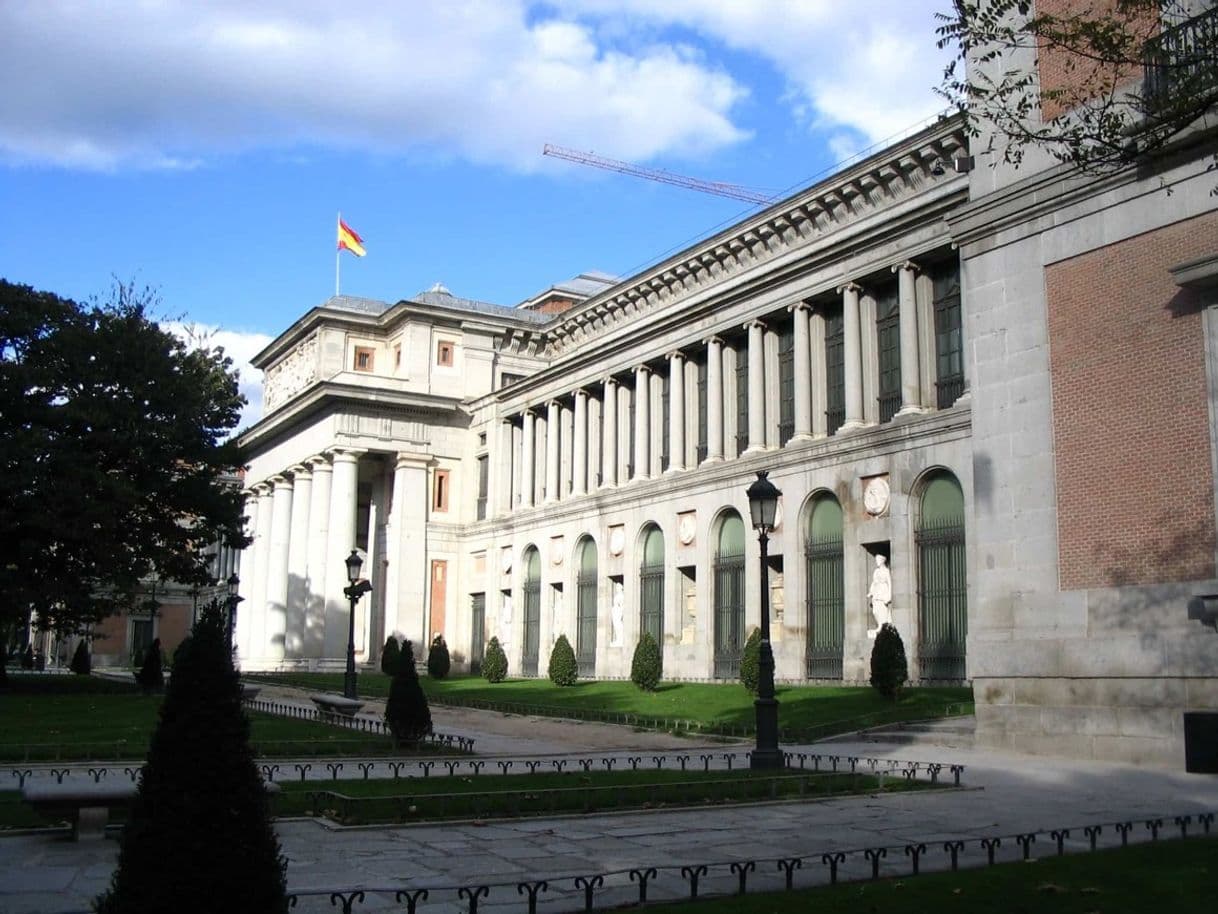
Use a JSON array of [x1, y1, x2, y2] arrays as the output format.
[[542, 144, 775, 205]]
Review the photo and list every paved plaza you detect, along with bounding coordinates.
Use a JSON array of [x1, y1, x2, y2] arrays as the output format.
[[3, 698, 1217, 913]]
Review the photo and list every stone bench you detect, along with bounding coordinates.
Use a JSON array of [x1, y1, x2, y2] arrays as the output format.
[[310, 694, 365, 719], [22, 779, 282, 841]]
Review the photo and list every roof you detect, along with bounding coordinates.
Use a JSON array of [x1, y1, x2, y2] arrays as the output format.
[[317, 289, 551, 325]]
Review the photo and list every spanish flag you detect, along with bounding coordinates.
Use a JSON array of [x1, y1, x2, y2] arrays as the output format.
[[337, 218, 366, 257]]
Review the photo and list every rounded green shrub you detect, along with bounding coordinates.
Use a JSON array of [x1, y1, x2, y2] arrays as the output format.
[[427, 634, 451, 679], [380, 636, 401, 676], [385, 639, 433, 745], [547, 634, 578, 686], [630, 632, 662, 692], [70, 639, 91, 676], [869, 622, 909, 700], [482, 636, 508, 683], [740, 627, 761, 694]]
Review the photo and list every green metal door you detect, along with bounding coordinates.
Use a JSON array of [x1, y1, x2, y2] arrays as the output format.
[[576, 538, 597, 677], [713, 514, 746, 679], [522, 548, 541, 676], [917, 474, 967, 681], [639, 526, 664, 646], [805, 496, 844, 680]]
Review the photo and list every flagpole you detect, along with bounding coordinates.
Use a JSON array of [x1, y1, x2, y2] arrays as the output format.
[[335, 211, 341, 297]]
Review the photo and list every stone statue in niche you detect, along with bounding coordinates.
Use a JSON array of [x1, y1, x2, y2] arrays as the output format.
[[867, 555, 892, 638], [500, 594, 513, 646], [610, 581, 625, 647]]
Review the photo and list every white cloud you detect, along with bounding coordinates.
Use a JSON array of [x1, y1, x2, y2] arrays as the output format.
[[163, 322, 272, 431], [0, 1, 749, 171]]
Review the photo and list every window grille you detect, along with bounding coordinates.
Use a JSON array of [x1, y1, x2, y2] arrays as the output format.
[[876, 284, 901, 422], [735, 342, 749, 456], [933, 264, 964, 408], [824, 310, 845, 434], [778, 324, 794, 445]]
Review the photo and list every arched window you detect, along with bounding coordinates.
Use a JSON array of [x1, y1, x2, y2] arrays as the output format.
[[713, 512, 746, 679], [576, 538, 598, 677], [522, 546, 541, 677], [639, 526, 664, 646], [916, 472, 967, 681], [805, 494, 844, 680]]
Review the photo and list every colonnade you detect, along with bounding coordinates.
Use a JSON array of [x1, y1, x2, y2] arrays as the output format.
[[497, 261, 932, 514]]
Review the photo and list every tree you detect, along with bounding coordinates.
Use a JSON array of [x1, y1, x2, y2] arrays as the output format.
[[740, 627, 762, 695], [547, 634, 578, 686], [95, 606, 287, 914], [937, 1, 1218, 181], [426, 634, 451, 679], [380, 635, 401, 676], [0, 280, 248, 683], [630, 632, 662, 692], [869, 623, 909, 701], [482, 636, 508, 683], [385, 639, 433, 745]]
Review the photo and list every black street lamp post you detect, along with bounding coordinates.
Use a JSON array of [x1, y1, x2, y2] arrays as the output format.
[[343, 550, 373, 700], [225, 573, 243, 653], [746, 470, 784, 770]]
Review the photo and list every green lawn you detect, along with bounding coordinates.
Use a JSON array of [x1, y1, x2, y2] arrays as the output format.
[[656, 836, 1218, 914], [0, 674, 394, 761], [247, 671, 972, 739]]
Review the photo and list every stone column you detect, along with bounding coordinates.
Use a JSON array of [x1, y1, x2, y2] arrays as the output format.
[[236, 489, 258, 659], [388, 453, 430, 647], [545, 400, 561, 503], [633, 365, 650, 481], [495, 417, 514, 516], [304, 456, 332, 658], [248, 483, 274, 660], [266, 475, 293, 662], [705, 336, 724, 463], [894, 260, 924, 415], [667, 351, 686, 472], [573, 390, 588, 495], [602, 378, 618, 488], [789, 304, 813, 442], [839, 282, 864, 431], [285, 464, 312, 657], [324, 449, 361, 658], [745, 320, 766, 454], [521, 409, 536, 508]]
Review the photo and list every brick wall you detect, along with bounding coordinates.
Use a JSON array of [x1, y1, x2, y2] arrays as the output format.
[[1048, 211, 1218, 589], [1036, 0, 1157, 121]]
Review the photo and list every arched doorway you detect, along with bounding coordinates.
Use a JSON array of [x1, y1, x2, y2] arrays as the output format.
[[575, 537, 597, 677], [639, 525, 664, 647], [713, 511, 746, 679], [916, 471, 967, 681], [522, 546, 541, 677], [805, 494, 844, 680]]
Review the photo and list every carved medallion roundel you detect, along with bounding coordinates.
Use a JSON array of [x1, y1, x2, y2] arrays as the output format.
[[863, 476, 891, 516]]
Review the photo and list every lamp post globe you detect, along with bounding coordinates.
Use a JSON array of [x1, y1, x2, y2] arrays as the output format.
[[343, 550, 372, 699], [746, 470, 784, 770]]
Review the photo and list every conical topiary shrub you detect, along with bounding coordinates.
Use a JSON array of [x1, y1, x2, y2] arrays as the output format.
[[630, 632, 662, 692], [380, 635, 401, 676], [482, 636, 508, 683], [70, 639, 91, 676], [95, 606, 287, 914], [869, 622, 909, 700], [427, 634, 451, 679], [135, 638, 164, 694], [740, 627, 761, 694], [385, 639, 433, 745], [547, 634, 578, 686]]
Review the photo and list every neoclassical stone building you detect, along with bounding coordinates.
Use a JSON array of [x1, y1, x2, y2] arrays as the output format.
[[237, 4, 1218, 765]]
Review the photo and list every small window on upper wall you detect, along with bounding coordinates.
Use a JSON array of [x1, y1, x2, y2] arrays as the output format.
[[433, 469, 450, 513], [436, 340, 455, 367], [354, 346, 375, 372]]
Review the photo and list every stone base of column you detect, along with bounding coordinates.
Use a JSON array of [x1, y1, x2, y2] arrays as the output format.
[[742, 445, 768, 456], [787, 433, 815, 445], [895, 405, 928, 418], [838, 420, 866, 433], [663, 465, 686, 476], [701, 455, 724, 466]]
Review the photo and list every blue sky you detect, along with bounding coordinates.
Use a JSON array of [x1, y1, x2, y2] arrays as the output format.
[[0, 1, 954, 425]]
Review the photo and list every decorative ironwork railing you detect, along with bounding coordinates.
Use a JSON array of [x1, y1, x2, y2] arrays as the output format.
[[1144, 5, 1218, 110]]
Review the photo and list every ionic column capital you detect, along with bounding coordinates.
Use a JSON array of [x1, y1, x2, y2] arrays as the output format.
[[892, 259, 921, 275], [742, 318, 767, 332], [327, 447, 365, 464], [666, 350, 685, 363], [703, 335, 724, 348], [787, 301, 813, 315], [306, 454, 332, 472], [837, 281, 863, 296], [269, 474, 293, 490], [288, 464, 312, 480]]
